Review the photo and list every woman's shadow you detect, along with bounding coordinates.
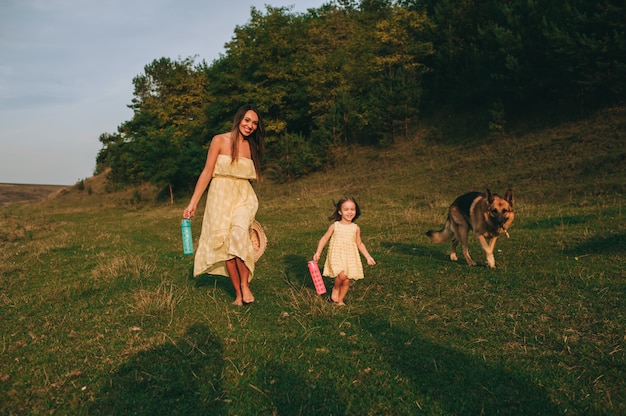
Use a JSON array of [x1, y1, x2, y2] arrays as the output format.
[[87, 323, 226, 415]]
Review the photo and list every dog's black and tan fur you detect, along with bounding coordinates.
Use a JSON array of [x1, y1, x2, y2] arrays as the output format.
[[426, 189, 514, 268]]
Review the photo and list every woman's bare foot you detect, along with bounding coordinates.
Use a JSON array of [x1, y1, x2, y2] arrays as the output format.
[[242, 286, 255, 304]]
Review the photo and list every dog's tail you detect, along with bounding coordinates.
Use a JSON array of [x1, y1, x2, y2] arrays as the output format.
[[426, 218, 453, 243]]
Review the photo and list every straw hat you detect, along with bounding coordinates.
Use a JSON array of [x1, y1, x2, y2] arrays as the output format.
[[249, 220, 267, 261]]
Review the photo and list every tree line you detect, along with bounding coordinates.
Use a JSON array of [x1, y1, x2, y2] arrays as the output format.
[[95, 0, 625, 197]]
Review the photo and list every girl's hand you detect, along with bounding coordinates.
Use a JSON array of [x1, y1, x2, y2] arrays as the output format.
[[367, 257, 376, 266], [313, 252, 321, 262]]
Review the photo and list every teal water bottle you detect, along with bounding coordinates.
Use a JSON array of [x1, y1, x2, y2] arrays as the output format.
[[181, 218, 194, 255]]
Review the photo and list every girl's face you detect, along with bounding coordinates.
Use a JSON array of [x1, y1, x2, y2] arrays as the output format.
[[338, 200, 357, 222], [239, 110, 259, 138]]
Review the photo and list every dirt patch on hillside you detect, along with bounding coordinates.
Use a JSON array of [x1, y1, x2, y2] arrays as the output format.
[[0, 183, 69, 209]]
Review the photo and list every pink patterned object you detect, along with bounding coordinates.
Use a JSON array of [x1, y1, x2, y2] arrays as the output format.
[[308, 261, 326, 295]]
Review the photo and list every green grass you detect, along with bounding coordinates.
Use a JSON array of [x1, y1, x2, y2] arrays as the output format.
[[1, 107, 625, 415]]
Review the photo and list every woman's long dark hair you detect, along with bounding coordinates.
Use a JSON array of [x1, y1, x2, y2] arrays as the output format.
[[230, 104, 265, 180]]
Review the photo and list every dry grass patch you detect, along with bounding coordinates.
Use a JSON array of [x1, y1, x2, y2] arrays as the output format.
[[129, 281, 186, 324], [91, 254, 156, 281]]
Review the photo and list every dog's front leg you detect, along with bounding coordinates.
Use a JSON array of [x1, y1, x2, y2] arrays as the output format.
[[461, 244, 477, 266], [453, 224, 476, 266], [459, 234, 477, 266], [477, 235, 498, 268]]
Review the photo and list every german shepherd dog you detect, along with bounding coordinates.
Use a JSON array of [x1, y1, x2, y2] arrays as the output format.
[[426, 189, 514, 268]]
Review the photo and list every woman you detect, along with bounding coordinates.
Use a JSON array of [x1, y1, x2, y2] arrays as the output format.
[[183, 104, 265, 306]]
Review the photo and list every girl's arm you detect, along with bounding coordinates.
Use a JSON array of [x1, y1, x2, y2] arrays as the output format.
[[183, 135, 225, 219], [313, 223, 335, 262], [355, 225, 376, 265]]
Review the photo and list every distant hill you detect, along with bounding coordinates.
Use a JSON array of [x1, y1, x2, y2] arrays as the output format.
[[0, 183, 68, 208]]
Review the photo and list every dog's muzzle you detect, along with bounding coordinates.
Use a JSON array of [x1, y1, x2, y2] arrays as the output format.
[[493, 214, 511, 238]]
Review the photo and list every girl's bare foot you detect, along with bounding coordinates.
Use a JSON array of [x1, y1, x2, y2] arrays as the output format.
[[232, 298, 243, 306], [331, 287, 339, 303], [336, 302, 346, 306]]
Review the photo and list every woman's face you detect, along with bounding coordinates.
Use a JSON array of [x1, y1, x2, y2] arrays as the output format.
[[239, 110, 259, 138]]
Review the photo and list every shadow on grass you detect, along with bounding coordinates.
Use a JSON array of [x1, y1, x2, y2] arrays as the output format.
[[381, 241, 454, 259], [565, 231, 626, 255], [253, 360, 348, 415], [361, 314, 561, 415], [192, 272, 235, 297], [282, 254, 325, 293], [88, 323, 226, 415], [520, 215, 592, 230]]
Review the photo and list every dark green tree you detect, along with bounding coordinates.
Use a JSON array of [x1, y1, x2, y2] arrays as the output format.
[[95, 0, 624, 188], [372, 4, 434, 141], [101, 57, 209, 198]]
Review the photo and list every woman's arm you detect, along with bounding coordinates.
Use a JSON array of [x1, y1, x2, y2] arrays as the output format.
[[183, 135, 226, 218]]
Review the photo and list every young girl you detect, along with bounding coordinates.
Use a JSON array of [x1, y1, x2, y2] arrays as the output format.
[[313, 196, 376, 305]]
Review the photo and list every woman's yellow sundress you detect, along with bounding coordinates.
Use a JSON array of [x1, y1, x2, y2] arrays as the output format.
[[194, 154, 258, 279], [322, 221, 364, 281]]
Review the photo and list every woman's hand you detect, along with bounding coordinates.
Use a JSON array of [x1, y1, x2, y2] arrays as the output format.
[[183, 204, 196, 219]]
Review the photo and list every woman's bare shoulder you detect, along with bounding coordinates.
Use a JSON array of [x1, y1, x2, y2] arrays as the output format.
[[211, 132, 231, 143], [210, 133, 232, 152]]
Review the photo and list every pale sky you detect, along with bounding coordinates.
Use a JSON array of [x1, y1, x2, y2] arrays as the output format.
[[0, 0, 327, 185]]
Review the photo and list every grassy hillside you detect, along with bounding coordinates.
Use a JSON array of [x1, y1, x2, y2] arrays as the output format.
[[0, 183, 67, 209], [1, 106, 624, 415]]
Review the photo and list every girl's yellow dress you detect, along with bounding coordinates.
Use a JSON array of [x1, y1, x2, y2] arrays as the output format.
[[194, 154, 258, 279], [322, 221, 364, 280]]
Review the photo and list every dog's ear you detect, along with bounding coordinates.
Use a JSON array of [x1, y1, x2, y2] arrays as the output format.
[[504, 189, 514, 208], [486, 189, 494, 203]]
